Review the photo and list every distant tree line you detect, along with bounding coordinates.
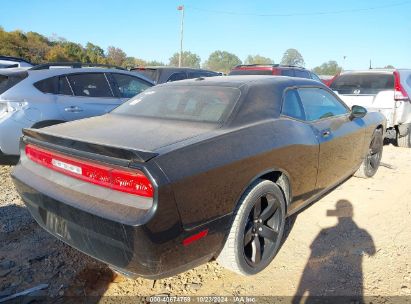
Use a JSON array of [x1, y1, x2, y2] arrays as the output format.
[[2, 27, 391, 75]]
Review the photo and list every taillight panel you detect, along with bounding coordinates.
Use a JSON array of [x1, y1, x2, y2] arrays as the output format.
[[25, 144, 153, 198], [394, 71, 409, 101]]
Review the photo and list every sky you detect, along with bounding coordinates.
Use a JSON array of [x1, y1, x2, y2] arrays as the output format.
[[1, 0, 411, 70]]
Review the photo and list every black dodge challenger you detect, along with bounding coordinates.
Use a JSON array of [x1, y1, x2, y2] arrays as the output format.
[[12, 76, 385, 278]]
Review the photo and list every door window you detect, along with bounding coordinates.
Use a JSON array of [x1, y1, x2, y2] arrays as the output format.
[[58, 76, 73, 95], [281, 89, 305, 120], [298, 88, 348, 121], [67, 73, 113, 97], [111, 73, 151, 98]]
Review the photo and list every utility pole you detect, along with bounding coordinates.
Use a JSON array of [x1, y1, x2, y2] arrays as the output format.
[[177, 5, 185, 67], [342, 56, 347, 71]]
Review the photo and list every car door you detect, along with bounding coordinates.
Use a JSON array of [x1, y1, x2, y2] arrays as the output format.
[[110, 73, 152, 103], [298, 87, 366, 191], [280, 89, 320, 211], [57, 72, 120, 121]]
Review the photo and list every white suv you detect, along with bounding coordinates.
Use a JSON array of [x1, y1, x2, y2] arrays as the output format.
[[330, 69, 411, 147]]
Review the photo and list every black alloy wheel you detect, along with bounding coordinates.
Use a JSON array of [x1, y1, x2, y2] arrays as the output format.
[[243, 193, 282, 266]]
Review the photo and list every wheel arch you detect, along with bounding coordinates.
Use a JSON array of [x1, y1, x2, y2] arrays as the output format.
[[238, 168, 292, 211], [31, 120, 67, 129]]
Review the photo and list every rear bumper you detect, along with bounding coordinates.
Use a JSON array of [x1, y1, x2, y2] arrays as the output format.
[[11, 157, 228, 279]]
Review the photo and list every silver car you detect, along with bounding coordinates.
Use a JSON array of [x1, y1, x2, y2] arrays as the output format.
[[0, 63, 153, 164]]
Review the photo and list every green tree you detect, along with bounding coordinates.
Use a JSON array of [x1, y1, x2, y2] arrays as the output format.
[[313, 60, 342, 75], [244, 54, 273, 65], [85, 42, 106, 64], [280, 48, 305, 66], [203, 50, 242, 73], [169, 51, 200, 68], [45, 44, 69, 62], [384, 65, 395, 69], [106, 46, 127, 66]]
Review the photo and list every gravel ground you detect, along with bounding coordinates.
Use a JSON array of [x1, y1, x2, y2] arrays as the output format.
[[0, 145, 410, 302]]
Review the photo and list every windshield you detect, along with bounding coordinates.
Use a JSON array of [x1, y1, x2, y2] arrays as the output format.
[[113, 85, 241, 123], [331, 73, 394, 95]]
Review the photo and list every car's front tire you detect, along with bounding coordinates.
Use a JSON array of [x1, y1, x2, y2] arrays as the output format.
[[354, 128, 383, 178], [217, 179, 286, 275]]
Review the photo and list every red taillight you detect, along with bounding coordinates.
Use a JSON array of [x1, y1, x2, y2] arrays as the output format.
[[25, 144, 153, 198], [394, 70, 409, 101]]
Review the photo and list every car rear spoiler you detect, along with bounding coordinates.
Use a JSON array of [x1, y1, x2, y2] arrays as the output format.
[[22, 128, 159, 165]]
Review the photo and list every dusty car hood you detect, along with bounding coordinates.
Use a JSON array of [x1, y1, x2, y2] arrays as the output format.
[[37, 114, 218, 152]]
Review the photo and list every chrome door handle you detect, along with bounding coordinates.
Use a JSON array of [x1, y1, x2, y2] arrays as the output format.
[[64, 106, 83, 113]]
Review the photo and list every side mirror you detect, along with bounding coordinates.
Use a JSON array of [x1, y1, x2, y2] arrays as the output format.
[[350, 105, 367, 119]]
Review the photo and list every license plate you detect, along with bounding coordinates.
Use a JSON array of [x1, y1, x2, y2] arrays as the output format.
[[46, 212, 70, 239]]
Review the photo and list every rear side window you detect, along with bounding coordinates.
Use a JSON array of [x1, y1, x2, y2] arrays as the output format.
[[1, 73, 28, 94], [330, 73, 394, 95], [298, 88, 348, 121], [167, 72, 187, 82], [111, 73, 151, 98], [281, 69, 295, 77], [67, 73, 113, 97], [113, 85, 241, 123], [34, 77, 57, 94], [294, 70, 310, 79], [282, 89, 305, 120]]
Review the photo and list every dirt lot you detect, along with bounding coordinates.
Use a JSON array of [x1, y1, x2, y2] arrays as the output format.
[[1, 145, 410, 302]]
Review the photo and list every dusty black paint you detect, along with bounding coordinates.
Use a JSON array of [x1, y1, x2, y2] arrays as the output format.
[[12, 76, 386, 278]]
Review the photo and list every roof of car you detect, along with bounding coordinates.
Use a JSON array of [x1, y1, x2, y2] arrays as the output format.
[[159, 75, 321, 88], [339, 69, 410, 75], [232, 64, 308, 70], [0, 56, 32, 64], [133, 66, 215, 72]]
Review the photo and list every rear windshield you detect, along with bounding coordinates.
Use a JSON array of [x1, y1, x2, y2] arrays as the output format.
[[0, 72, 28, 94], [330, 73, 394, 95], [229, 69, 273, 76], [113, 85, 241, 123], [133, 69, 157, 82]]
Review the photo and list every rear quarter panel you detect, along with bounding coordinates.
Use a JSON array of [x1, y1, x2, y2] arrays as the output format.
[[154, 119, 319, 229]]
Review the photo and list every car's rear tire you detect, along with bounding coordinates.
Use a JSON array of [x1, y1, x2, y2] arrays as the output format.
[[217, 179, 286, 275], [396, 126, 411, 148], [354, 128, 383, 178]]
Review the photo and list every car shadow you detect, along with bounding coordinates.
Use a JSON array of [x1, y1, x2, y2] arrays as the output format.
[[292, 199, 376, 303]]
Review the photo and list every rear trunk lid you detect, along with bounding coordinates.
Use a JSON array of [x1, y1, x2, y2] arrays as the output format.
[[23, 113, 217, 163]]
